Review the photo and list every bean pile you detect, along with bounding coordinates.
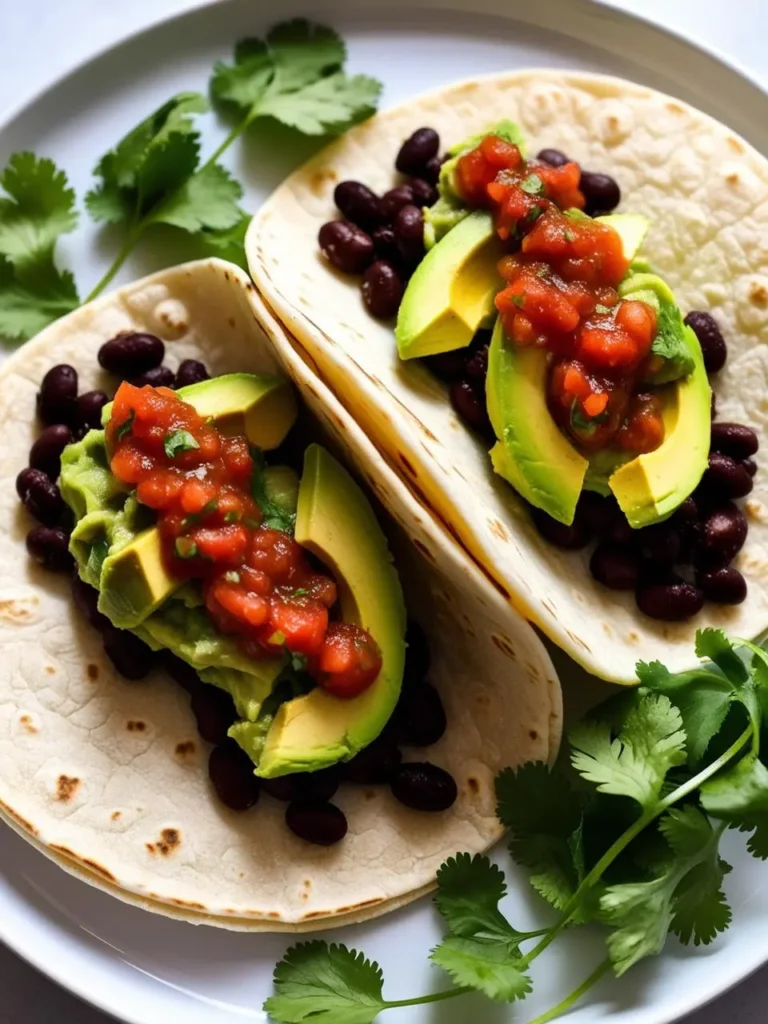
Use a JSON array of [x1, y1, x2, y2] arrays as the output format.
[[318, 127, 443, 318], [19, 338, 457, 844]]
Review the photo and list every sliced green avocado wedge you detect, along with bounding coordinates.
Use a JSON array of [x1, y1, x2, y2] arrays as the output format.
[[619, 272, 695, 385], [253, 444, 407, 778], [485, 213, 650, 525], [487, 317, 589, 525], [98, 373, 298, 629], [396, 211, 503, 359], [610, 324, 710, 527]]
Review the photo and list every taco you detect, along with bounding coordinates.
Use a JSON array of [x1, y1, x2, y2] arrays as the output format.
[[0, 257, 560, 930], [247, 70, 768, 684]]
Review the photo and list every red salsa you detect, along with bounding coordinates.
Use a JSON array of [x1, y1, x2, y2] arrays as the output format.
[[455, 134, 664, 454], [107, 383, 382, 699]]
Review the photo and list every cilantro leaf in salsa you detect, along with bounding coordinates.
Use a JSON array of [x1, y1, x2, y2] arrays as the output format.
[[164, 428, 201, 458], [116, 409, 136, 442], [251, 448, 296, 534]]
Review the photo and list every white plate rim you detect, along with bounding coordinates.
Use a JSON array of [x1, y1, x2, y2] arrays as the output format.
[[1, 1, 768, 1022]]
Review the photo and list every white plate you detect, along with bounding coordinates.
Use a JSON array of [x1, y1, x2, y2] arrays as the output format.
[[2, 1, 768, 1022]]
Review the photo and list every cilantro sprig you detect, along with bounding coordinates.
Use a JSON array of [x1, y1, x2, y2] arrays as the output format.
[[0, 20, 382, 343], [265, 629, 768, 1024]]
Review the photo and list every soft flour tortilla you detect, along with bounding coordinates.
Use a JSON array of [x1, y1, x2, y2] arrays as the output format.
[[0, 258, 560, 931], [247, 70, 768, 684]]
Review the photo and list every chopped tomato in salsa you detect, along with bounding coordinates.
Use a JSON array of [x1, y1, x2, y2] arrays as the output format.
[[455, 135, 664, 454], [107, 383, 382, 699]]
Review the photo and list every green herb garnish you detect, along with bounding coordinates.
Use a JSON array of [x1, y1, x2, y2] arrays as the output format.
[[115, 409, 135, 441], [570, 400, 607, 436], [174, 537, 198, 559], [0, 20, 382, 342], [510, 293, 525, 309], [224, 570, 241, 583], [164, 428, 200, 458], [223, 510, 242, 523], [563, 228, 575, 242], [520, 172, 544, 196], [251, 448, 296, 533], [265, 629, 768, 1024], [595, 303, 612, 315]]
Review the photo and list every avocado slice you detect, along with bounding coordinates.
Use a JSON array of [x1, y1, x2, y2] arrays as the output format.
[[97, 373, 298, 629], [252, 444, 407, 778], [396, 211, 503, 359], [609, 324, 711, 527], [485, 213, 650, 525], [102, 373, 297, 452]]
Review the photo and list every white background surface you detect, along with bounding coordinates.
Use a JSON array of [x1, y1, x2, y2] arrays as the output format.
[[0, 1, 765, 1021]]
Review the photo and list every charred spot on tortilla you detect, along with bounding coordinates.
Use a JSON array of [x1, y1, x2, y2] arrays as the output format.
[[749, 282, 768, 307], [55, 775, 81, 802], [111, 811, 121, 821], [412, 539, 436, 564], [399, 453, 418, 477], [467, 777, 479, 794], [87, 663, 99, 681], [0, 595, 39, 624], [175, 740, 196, 758], [146, 828, 181, 856], [127, 720, 147, 732], [45, 665, 56, 675], [0, 799, 37, 835], [19, 714, 37, 733], [491, 633, 517, 660]]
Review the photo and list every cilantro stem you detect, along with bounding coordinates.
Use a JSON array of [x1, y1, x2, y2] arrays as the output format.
[[522, 724, 754, 967], [85, 222, 145, 301], [383, 986, 471, 1009], [523, 959, 611, 1024], [203, 111, 253, 169]]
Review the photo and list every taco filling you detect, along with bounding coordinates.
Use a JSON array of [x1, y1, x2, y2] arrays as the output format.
[[20, 340, 462, 845], [316, 124, 759, 625]]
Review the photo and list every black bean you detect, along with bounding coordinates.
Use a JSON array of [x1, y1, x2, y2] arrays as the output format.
[[639, 523, 681, 566], [380, 185, 415, 223], [421, 350, 466, 382], [396, 128, 440, 176], [636, 577, 704, 621], [318, 220, 374, 275], [408, 177, 439, 207], [343, 732, 402, 784], [710, 422, 759, 460], [36, 364, 78, 427], [605, 516, 636, 546], [175, 359, 210, 389], [209, 740, 260, 811], [260, 776, 297, 802], [191, 684, 238, 744], [391, 762, 457, 812], [672, 496, 701, 559], [698, 565, 747, 605], [16, 467, 65, 526], [130, 365, 176, 389], [26, 526, 72, 573], [579, 171, 621, 216], [293, 766, 342, 802], [160, 650, 203, 696], [684, 311, 727, 374], [286, 800, 348, 845], [465, 344, 489, 382], [422, 155, 442, 185], [333, 180, 383, 231], [537, 148, 569, 167], [29, 424, 73, 480], [529, 505, 592, 550], [99, 331, 165, 377], [699, 503, 748, 565], [71, 574, 110, 631], [576, 491, 620, 533], [449, 379, 492, 436], [404, 619, 431, 686], [590, 544, 641, 590], [75, 391, 109, 431], [743, 457, 758, 478], [394, 683, 446, 747], [102, 626, 156, 680], [371, 225, 400, 264], [394, 205, 425, 267], [361, 260, 405, 319], [700, 452, 753, 500]]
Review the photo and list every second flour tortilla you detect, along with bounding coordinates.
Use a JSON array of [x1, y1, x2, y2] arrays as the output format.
[[247, 69, 768, 683]]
